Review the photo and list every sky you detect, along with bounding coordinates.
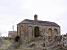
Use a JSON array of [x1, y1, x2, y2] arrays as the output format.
[[0, 0, 67, 36]]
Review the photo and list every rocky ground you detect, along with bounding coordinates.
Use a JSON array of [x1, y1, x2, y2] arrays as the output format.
[[0, 38, 67, 50], [0, 39, 12, 50]]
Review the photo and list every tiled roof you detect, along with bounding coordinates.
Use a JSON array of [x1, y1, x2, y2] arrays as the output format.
[[18, 19, 60, 27]]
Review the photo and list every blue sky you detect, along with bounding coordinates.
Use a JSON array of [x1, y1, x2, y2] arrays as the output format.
[[0, 0, 67, 36]]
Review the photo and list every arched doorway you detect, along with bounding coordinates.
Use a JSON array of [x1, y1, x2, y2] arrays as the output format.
[[14, 36, 20, 42], [34, 26, 40, 37]]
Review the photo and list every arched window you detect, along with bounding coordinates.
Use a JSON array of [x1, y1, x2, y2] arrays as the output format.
[[54, 29, 58, 35], [48, 28, 52, 36], [34, 26, 40, 37]]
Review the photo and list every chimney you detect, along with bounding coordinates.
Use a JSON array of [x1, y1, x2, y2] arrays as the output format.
[[34, 14, 38, 21]]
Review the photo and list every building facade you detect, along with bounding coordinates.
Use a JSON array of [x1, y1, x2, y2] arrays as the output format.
[[17, 15, 61, 50], [8, 31, 17, 39]]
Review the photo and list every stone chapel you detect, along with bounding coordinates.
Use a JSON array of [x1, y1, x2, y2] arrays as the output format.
[[17, 14, 61, 50]]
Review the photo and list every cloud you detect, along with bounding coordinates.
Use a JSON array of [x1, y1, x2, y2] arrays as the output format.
[[0, 0, 67, 36]]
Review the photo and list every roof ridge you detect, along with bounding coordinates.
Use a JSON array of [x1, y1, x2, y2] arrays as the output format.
[[24, 19, 53, 22], [18, 19, 60, 27]]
